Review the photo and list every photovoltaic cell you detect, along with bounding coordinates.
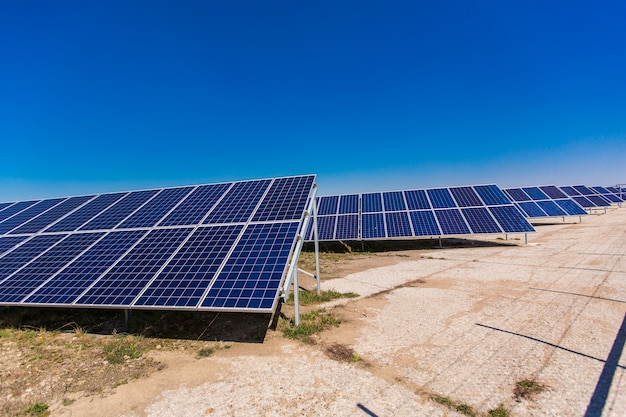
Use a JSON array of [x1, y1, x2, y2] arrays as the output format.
[[517, 202, 548, 218], [0, 236, 28, 257], [461, 207, 502, 233], [160, 183, 231, 226], [118, 187, 194, 228], [587, 195, 611, 207], [335, 215, 359, 240], [0, 203, 14, 212], [80, 189, 159, 230], [361, 193, 383, 213], [435, 209, 470, 235], [536, 201, 567, 217], [504, 188, 530, 202], [316, 216, 337, 241], [362, 213, 385, 239], [474, 185, 512, 206], [200, 222, 299, 311], [409, 211, 441, 236], [75, 228, 192, 306], [385, 212, 412, 237], [0, 201, 39, 223], [427, 189, 456, 208], [0, 235, 67, 283], [573, 185, 595, 195], [488, 206, 535, 233], [252, 176, 315, 222], [522, 187, 549, 200], [45, 193, 127, 232], [572, 196, 594, 208], [404, 190, 431, 210], [0, 233, 104, 304], [450, 187, 483, 207], [560, 186, 580, 196], [204, 180, 272, 224], [10, 195, 94, 235], [24, 230, 147, 305], [555, 200, 587, 216], [0, 198, 65, 235], [317, 195, 339, 216], [540, 186, 568, 199], [338, 195, 359, 214], [134, 225, 243, 308], [383, 191, 406, 211]]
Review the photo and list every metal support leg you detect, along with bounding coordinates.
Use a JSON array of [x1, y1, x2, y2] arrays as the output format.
[[525, 233, 528, 245], [294, 269, 300, 326], [124, 309, 132, 327], [505, 234, 508, 241]]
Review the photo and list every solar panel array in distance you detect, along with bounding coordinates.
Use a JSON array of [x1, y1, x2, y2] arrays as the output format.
[[0, 175, 316, 313], [503, 186, 588, 218], [306, 184, 534, 241]]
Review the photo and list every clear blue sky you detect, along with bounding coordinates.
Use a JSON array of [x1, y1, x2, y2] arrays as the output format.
[[1, 1, 625, 201]]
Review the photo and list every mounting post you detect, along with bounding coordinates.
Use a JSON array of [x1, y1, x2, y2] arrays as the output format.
[[525, 233, 528, 245], [293, 268, 300, 326], [312, 192, 321, 295], [124, 309, 132, 327]]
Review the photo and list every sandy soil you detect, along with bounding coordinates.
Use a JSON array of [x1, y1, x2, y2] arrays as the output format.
[[19, 208, 626, 416]]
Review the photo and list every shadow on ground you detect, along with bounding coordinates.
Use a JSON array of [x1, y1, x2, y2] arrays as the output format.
[[302, 237, 518, 253], [0, 307, 272, 343]]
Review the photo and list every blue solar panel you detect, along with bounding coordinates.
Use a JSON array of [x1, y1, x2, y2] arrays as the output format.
[[536, 201, 567, 217], [252, 176, 315, 222], [474, 185, 512, 206], [461, 207, 502, 233], [0, 198, 65, 235], [362, 213, 386, 239], [554, 200, 587, 216], [118, 187, 194, 229], [409, 210, 441, 236], [599, 193, 622, 203], [0, 201, 39, 223], [573, 185, 595, 195], [385, 212, 412, 237], [335, 214, 359, 240], [338, 194, 359, 214], [383, 192, 406, 211], [450, 187, 483, 207], [404, 190, 431, 210], [75, 228, 192, 306], [427, 189, 456, 208], [540, 186, 568, 199], [361, 193, 383, 213], [560, 186, 580, 197], [45, 193, 128, 232], [0, 235, 67, 284], [24, 230, 147, 305], [572, 196, 594, 208], [488, 206, 535, 233], [201, 222, 299, 311], [80, 190, 159, 230], [204, 180, 272, 224], [134, 225, 243, 308], [0, 236, 28, 257], [0, 233, 104, 304], [317, 195, 339, 215], [504, 188, 530, 202], [160, 183, 231, 226], [10, 195, 94, 235], [587, 195, 611, 207], [522, 187, 549, 200], [316, 216, 337, 241], [0, 202, 14, 213], [517, 202, 548, 218], [435, 209, 470, 235]]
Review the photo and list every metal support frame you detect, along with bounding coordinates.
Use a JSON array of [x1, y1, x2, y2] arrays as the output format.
[[281, 183, 320, 326], [124, 309, 132, 327]]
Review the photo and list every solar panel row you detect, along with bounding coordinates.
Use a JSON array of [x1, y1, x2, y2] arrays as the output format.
[[0, 175, 316, 313], [502, 186, 588, 218], [307, 185, 534, 241], [559, 185, 615, 208]]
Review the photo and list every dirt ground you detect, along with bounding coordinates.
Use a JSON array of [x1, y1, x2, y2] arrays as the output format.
[[1, 208, 625, 416]]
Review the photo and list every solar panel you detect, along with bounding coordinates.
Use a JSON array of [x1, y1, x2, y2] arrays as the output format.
[[503, 186, 587, 218], [488, 206, 535, 233], [435, 209, 471, 235], [308, 184, 534, 241], [427, 188, 456, 208], [572, 196, 594, 208], [317, 195, 339, 216], [338, 194, 359, 214], [0, 198, 65, 235], [560, 185, 612, 207], [385, 212, 412, 237], [335, 215, 359, 240], [0, 175, 316, 314], [9, 195, 94, 235], [409, 210, 441, 236]]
